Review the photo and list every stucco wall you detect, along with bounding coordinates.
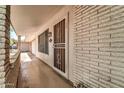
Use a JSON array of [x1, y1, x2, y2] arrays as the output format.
[[31, 39, 36, 55], [33, 6, 74, 81]]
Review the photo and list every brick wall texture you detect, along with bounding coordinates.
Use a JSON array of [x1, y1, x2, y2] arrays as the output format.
[[73, 5, 124, 88], [0, 5, 10, 88]]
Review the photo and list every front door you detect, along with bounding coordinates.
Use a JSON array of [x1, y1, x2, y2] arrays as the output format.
[[53, 19, 66, 73]]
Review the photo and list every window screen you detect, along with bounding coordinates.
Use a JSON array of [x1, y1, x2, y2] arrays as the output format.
[[38, 29, 49, 54]]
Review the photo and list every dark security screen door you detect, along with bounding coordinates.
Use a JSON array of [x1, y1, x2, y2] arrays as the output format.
[[53, 19, 65, 73]]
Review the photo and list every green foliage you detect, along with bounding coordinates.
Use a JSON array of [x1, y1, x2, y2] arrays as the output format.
[[10, 38, 17, 46]]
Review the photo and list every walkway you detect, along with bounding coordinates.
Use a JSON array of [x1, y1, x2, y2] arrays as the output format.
[[17, 52, 72, 88]]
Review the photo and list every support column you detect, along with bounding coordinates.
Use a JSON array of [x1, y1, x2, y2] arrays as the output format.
[[0, 5, 10, 88], [18, 35, 21, 51]]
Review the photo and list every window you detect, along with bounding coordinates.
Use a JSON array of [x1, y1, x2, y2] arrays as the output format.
[[38, 29, 49, 54]]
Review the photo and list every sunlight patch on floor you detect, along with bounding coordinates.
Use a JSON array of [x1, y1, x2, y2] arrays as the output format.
[[21, 52, 32, 63]]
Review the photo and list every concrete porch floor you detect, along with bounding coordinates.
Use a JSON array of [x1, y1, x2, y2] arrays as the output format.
[[17, 52, 72, 88]]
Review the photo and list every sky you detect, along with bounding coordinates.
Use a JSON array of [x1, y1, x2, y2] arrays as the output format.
[[10, 26, 18, 40], [10, 28, 26, 41]]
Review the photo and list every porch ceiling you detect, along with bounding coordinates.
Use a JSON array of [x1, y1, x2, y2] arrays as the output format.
[[11, 5, 64, 41]]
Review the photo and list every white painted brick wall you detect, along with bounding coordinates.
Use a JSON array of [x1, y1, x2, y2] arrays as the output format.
[[73, 5, 124, 87], [0, 5, 10, 88]]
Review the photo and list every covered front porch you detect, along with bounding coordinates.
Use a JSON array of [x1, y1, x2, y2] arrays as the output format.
[[1, 5, 124, 88]]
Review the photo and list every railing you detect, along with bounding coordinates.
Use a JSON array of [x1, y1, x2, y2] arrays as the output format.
[[6, 19, 20, 88], [9, 20, 20, 66], [7, 51, 20, 88]]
